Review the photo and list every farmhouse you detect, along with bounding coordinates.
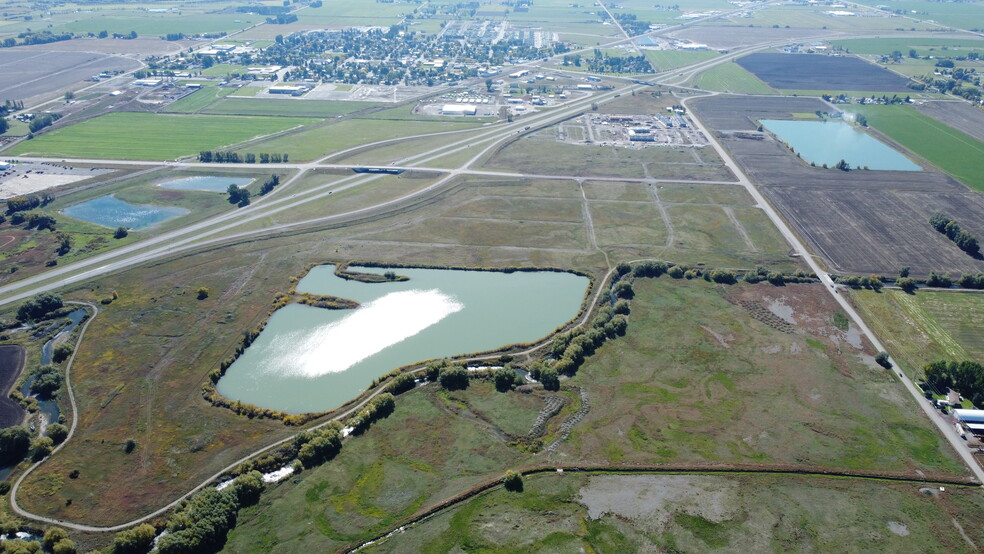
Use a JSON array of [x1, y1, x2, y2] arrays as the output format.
[[440, 103, 478, 116]]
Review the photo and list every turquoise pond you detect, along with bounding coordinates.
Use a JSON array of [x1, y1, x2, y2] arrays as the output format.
[[61, 195, 189, 229], [216, 266, 589, 413], [761, 119, 922, 171], [159, 175, 253, 192]]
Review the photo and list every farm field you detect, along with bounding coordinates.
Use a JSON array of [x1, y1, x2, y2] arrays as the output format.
[[843, 104, 984, 192], [736, 53, 913, 92], [851, 0, 984, 29], [851, 290, 984, 379], [360, 473, 984, 553], [830, 37, 984, 57], [237, 118, 482, 162], [200, 98, 381, 118], [914, 101, 984, 144], [5, 113, 317, 160], [694, 62, 776, 95], [162, 87, 234, 113]]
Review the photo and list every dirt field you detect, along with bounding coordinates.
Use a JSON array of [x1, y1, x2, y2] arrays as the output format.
[[737, 53, 914, 91], [915, 101, 984, 143], [691, 95, 984, 276], [0, 345, 26, 428], [0, 50, 141, 103]]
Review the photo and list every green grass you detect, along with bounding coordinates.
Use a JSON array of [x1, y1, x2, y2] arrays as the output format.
[[695, 62, 776, 95], [5, 113, 317, 160], [851, 289, 984, 378], [60, 14, 255, 36], [238, 118, 481, 162], [842, 104, 984, 191], [201, 98, 380, 118], [163, 87, 233, 114], [830, 37, 984, 57]]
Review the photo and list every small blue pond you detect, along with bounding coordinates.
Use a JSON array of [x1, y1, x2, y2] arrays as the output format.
[[61, 195, 189, 230], [761, 119, 922, 171], [159, 175, 253, 192]]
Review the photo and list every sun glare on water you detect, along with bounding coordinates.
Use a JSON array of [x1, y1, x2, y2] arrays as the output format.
[[264, 289, 464, 378]]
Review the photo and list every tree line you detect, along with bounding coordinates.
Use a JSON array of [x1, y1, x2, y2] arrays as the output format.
[[930, 212, 980, 256], [198, 151, 289, 164], [923, 360, 984, 407]]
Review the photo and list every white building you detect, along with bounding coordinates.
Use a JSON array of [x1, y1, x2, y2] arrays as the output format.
[[440, 103, 477, 116]]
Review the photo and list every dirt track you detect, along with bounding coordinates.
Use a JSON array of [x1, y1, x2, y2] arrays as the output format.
[[0, 345, 26, 428]]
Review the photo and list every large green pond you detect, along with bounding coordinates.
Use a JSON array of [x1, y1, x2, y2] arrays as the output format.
[[216, 265, 589, 413], [761, 119, 921, 171]]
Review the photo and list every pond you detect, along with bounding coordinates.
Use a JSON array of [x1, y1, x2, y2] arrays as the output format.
[[61, 195, 190, 229], [216, 265, 589, 413], [760, 119, 922, 171], [159, 175, 253, 193]]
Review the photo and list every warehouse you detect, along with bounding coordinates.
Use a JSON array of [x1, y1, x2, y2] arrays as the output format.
[[440, 103, 478, 116]]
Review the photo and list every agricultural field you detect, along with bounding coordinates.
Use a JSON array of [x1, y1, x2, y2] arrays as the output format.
[[830, 37, 984, 57], [5, 113, 317, 160], [851, 0, 984, 29], [690, 95, 984, 276], [162, 87, 234, 114], [843, 104, 984, 192], [851, 290, 984, 379], [736, 53, 914, 92], [914, 101, 984, 144], [199, 98, 381, 118], [0, 50, 141, 103], [694, 62, 776, 95]]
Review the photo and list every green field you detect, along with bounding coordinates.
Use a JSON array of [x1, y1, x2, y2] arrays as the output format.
[[851, 0, 984, 29], [645, 49, 718, 71], [851, 289, 984, 379], [201, 98, 380, 118], [694, 62, 776, 94], [238, 118, 481, 162], [5, 113, 317, 160], [831, 37, 984, 57], [843, 104, 984, 191], [163, 87, 234, 114], [202, 63, 252, 77]]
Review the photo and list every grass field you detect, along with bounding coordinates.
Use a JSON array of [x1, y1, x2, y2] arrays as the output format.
[[236, 118, 481, 162], [359, 473, 984, 553], [843, 104, 984, 191], [562, 277, 966, 474], [694, 62, 776, 95], [5, 113, 317, 160], [163, 87, 234, 114], [201, 98, 381, 118], [850, 289, 984, 379], [851, 0, 984, 29], [202, 64, 251, 77], [831, 37, 984, 57], [645, 49, 719, 72]]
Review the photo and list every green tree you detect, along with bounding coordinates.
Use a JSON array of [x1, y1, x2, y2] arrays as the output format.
[[46, 423, 68, 445], [16, 292, 63, 322], [503, 470, 523, 492], [197, 287, 210, 300], [108, 523, 156, 554], [113, 226, 128, 239], [896, 277, 917, 293], [0, 426, 31, 466], [30, 365, 62, 398], [539, 368, 560, 391], [439, 366, 469, 390], [30, 436, 53, 460], [875, 351, 892, 369], [42, 527, 69, 551], [493, 366, 516, 392], [899, 266, 910, 278]]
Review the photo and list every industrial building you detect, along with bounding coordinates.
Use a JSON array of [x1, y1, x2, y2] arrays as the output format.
[[954, 409, 984, 435], [440, 103, 478, 116]]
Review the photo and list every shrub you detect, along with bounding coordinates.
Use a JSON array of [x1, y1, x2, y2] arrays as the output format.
[[124, 438, 136, 454], [494, 366, 516, 392], [896, 277, 917, 293], [438, 366, 469, 390], [875, 352, 892, 369], [667, 265, 685, 279], [539, 368, 560, 391], [196, 287, 210, 300], [46, 423, 68, 445], [113, 226, 128, 239], [385, 372, 417, 395], [30, 436, 54, 460], [52, 344, 73, 364], [503, 470, 524, 492], [108, 523, 156, 554], [613, 281, 634, 299]]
